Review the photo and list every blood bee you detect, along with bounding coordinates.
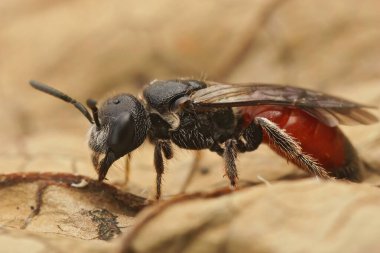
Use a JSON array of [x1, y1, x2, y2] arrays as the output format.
[[30, 80, 378, 199]]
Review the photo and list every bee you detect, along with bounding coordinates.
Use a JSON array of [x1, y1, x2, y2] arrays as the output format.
[[30, 79, 378, 199]]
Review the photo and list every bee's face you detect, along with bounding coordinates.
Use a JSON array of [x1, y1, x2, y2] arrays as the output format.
[[88, 94, 150, 179]]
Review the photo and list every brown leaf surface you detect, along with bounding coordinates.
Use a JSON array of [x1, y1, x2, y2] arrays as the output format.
[[123, 180, 380, 253], [0, 227, 117, 253], [1, 0, 380, 252], [0, 173, 148, 240]]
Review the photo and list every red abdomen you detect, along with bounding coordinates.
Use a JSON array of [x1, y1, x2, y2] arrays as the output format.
[[239, 105, 355, 175]]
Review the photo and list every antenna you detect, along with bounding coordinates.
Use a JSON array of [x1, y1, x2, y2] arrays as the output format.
[[29, 80, 94, 124], [87, 99, 101, 129]]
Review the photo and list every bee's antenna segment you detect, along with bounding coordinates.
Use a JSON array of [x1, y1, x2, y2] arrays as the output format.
[[87, 99, 101, 129], [29, 80, 94, 124]]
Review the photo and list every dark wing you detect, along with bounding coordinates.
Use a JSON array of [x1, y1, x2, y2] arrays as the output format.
[[190, 81, 378, 127]]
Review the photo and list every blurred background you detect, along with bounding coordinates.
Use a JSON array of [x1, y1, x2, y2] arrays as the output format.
[[1, 0, 380, 198]]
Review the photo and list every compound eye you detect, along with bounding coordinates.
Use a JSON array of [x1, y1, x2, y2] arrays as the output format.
[[110, 113, 134, 144], [108, 112, 136, 156], [170, 96, 190, 113]]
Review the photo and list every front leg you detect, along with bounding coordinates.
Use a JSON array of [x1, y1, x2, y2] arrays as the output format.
[[154, 140, 173, 200], [124, 153, 131, 185]]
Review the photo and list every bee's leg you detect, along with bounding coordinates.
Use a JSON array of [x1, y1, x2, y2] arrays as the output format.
[[255, 117, 331, 179], [238, 120, 263, 152], [180, 150, 202, 193], [222, 122, 263, 188], [210, 143, 224, 156], [154, 143, 164, 200], [154, 140, 173, 200], [224, 139, 238, 187], [161, 141, 173, 160], [124, 153, 131, 185]]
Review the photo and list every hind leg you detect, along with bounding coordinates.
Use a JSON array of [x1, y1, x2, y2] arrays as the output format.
[[255, 117, 331, 179]]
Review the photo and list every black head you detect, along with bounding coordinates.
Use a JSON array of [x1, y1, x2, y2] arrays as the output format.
[[29, 80, 150, 181], [89, 93, 150, 179]]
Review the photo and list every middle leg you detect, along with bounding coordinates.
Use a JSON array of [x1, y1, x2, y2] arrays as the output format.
[[222, 121, 263, 187], [224, 139, 238, 187]]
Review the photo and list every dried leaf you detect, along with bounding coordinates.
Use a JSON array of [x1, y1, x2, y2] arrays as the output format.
[[122, 180, 380, 253], [0, 173, 148, 241], [1, 0, 380, 252]]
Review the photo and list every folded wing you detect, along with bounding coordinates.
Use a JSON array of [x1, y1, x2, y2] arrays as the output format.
[[190, 81, 378, 127]]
